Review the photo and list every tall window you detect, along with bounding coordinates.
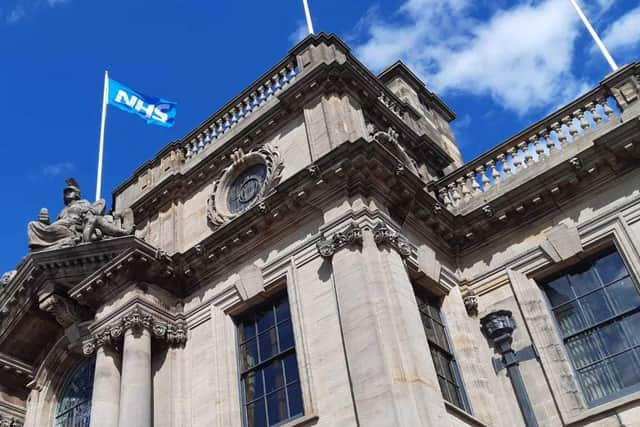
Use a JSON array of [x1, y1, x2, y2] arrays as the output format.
[[55, 358, 95, 427], [542, 249, 640, 406], [237, 293, 303, 427], [415, 288, 470, 411]]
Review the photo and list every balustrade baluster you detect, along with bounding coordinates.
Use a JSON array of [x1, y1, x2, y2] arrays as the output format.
[[439, 188, 453, 209], [551, 122, 566, 149], [603, 101, 615, 120], [532, 135, 544, 158], [235, 103, 245, 124], [463, 173, 473, 200], [216, 119, 224, 136], [288, 62, 297, 81], [475, 166, 489, 191], [273, 75, 282, 93], [196, 135, 204, 152], [541, 129, 555, 153], [280, 69, 289, 88], [522, 140, 534, 165], [587, 101, 602, 126], [222, 113, 232, 132], [513, 144, 525, 171], [503, 150, 514, 176], [563, 115, 579, 140], [577, 108, 590, 131], [450, 182, 461, 205]]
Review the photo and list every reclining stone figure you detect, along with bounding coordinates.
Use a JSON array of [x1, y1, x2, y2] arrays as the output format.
[[28, 178, 134, 251]]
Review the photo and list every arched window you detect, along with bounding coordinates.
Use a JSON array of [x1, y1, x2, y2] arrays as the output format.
[[55, 358, 95, 427]]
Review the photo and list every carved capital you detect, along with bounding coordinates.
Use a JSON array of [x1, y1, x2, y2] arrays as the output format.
[[372, 223, 412, 257], [316, 224, 363, 258], [121, 308, 153, 332]]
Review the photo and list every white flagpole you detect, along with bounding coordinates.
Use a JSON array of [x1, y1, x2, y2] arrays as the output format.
[[95, 70, 109, 201], [568, 0, 619, 72], [302, 0, 314, 34]]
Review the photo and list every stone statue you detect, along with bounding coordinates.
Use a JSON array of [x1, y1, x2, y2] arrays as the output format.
[[28, 178, 135, 251]]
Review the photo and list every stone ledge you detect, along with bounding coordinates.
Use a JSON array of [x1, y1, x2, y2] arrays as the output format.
[[279, 413, 319, 427], [444, 401, 489, 427], [565, 390, 640, 426]]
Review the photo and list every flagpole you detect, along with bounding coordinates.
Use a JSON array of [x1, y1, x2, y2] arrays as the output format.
[[568, 0, 618, 72], [302, 0, 314, 34], [95, 70, 109, 201]]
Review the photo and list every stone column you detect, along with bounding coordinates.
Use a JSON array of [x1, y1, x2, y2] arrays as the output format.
[[118, 322, 152, 427], [319, 224, 448, 426], [89, 344, 121, 427]]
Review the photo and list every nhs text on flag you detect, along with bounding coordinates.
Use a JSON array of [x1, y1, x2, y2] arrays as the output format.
[[107, 79, 177, 127]]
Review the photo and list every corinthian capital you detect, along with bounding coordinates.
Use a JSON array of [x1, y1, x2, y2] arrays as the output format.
[[372, 222, 412, 257], [316, 224, 363, 258], [122, 308, 153, 332]]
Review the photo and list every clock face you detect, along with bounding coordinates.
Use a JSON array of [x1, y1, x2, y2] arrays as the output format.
[[227, 164, 267, 214]]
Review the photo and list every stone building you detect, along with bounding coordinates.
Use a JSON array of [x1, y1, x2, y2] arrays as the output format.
[[1, 33, 640, 427]]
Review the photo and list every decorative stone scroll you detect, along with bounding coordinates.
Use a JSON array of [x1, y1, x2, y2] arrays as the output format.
[[367, 124, 419, 175], [316, 224, 363, 257], [207, 143, 284, 229], [38, 294, 85, 328], [316, 222, 413, 258], [372, 223, 412, 257], [82, 308, 187, 356]]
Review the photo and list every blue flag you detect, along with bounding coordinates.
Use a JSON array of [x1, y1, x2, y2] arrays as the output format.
[[107, 78, 177, 127]]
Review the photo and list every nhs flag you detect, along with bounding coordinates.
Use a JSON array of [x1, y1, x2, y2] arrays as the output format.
[[107, 78, 177, 127]]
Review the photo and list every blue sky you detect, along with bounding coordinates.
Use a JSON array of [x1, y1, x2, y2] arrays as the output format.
[[1, 0, 639, 274]]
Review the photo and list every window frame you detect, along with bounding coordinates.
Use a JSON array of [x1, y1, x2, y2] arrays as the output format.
[[540, 246, 640, 407], [54, 357, 95, 427], [413, 286, 472, 413], [235, 291, 305, 427]]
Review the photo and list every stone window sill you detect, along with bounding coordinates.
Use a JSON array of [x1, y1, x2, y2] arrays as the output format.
[[566, 391, 640, 426], [445, 401, 488, 427], [279, 413, 319, 427]]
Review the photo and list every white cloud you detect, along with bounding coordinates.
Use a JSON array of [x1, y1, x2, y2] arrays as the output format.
[[354, 0, 591, 115], [42, 162, 74, 177], [289, 21, 309, 45], [6, 5, 25, 24], [601, 6, 640, 53], [3, 0, 69, 24]]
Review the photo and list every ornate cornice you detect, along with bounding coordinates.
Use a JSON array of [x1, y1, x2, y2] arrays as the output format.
[[316, 222, 413, 258], [82, 307, 187, 355]]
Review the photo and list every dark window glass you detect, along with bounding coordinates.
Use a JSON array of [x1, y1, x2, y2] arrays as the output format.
[[227, 164, 267, 214], [415, 288, 470, 412], [55, 358, 95, 427], [238, 293, 304, 427], [542, 248, 640, 406]]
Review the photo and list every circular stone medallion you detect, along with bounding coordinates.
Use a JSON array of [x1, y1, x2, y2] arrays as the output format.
[[227, 164, 267, 214]]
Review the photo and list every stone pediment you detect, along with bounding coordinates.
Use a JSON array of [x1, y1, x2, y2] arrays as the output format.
[[0, 236, 175, 372]]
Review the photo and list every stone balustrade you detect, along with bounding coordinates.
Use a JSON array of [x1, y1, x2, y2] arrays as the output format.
[[433, 86, 621, 211], [181, 58, 299, 161]]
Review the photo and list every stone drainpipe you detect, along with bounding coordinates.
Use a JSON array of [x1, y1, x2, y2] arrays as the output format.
[[480, 310, 539, 427]]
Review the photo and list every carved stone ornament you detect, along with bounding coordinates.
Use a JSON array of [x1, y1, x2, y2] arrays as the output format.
[[367, 124, 419, 175], [462, 290, 479, 316], [82, 308, 187, 356], [0, 271, 16, 287], [28, 178, 135, 252], [38, 294, 84, 328], [207, 144, 284, 229], [0, 414, 22, 427], [372, 223, 412, 257], [316, 224, 363, 258]]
